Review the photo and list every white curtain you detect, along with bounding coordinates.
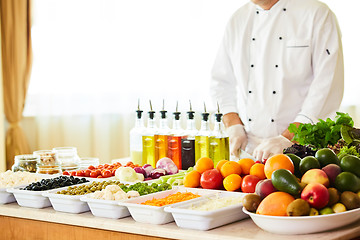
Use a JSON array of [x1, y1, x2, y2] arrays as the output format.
[[21, 0, 360, 163]]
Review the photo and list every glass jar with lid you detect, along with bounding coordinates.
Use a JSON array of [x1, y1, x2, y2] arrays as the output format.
[[12, 154, 40, 173], [52, 147, 80, 172], [33, 150, 62, 174]]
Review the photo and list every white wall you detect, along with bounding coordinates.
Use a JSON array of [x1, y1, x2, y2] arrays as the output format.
[[0, 16, 6, 171]]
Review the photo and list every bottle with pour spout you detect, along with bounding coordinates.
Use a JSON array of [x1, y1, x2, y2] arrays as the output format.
[[142, 100, 157, 167], [209, 103, 230, 166], [195, 102, 211, 162], [154, 100, 170, 164], [168, 101, 185, 170], [181, 100, 198, 170], [129, 99, 146, 165]]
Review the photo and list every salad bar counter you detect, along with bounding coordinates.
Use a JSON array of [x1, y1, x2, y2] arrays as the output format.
[[0, 203, 359, 240]]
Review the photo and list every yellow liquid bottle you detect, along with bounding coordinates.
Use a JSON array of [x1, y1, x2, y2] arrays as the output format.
[[142, 135, 155, 166], [195, 110, 210, 162], [209, 108, 229, 166]]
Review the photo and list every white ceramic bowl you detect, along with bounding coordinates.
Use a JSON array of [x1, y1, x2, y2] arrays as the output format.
[[164, 191, 248, 230], [80, 196, 130, 219], [243, 207, 360, 235]]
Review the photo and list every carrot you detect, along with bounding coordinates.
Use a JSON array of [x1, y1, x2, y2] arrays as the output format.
[[141, 192, 200, 207]]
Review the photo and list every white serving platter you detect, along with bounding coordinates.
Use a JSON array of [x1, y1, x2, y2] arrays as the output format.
[[80, 196, 130, 219], [242, 207, 360, 235], [164, 191, 248, 230], [119, 188, 214, 225]]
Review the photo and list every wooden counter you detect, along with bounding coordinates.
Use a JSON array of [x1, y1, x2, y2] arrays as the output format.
[[0, 203, 359, 240]]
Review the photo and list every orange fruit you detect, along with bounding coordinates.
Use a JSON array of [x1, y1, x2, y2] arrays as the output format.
[[264, 154, 294, 179], [216, 159, 229, 172], [223, 174, 242, 191], [220, 161, 242, 178], [183, 170, 201, 188], [249, 163, 266, 180], [237, 158, 255, 175], [256, 192, 295, 216], [195, 157, 214, 174]]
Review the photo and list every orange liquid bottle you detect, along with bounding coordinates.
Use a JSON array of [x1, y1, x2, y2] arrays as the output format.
[[155, 103, 170, 163], [168, 102, 184, 170]]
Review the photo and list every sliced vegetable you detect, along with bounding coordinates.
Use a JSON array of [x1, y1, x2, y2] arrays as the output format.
[[156, 157, 179, 175]]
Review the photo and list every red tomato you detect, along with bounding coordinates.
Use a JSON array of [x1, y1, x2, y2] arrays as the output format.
[[76, 170, 85, 177], [104, 164, 110, 168], [88, 165, 95, 170], [241, 175, 261, 193], [90, 171, 98, 178], [97, 175, 103, 178], [111, 169, 116, 176], [97, 165, 103, 169], [84, 169, 91, 177], [102, 170, 112, 178], [200, 169, 223, 189], [63, 171, 70, 175], [95, 169, 102, 175], [70, 171, 77, 176]]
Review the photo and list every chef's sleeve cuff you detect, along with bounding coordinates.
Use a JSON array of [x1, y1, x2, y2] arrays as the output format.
[[294, 114, 317, 124]]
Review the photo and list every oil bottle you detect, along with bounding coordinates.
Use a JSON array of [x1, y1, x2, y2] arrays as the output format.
[[181, 101, 198, 170], [168, 102, 184, 170], [129, 99, 146, 165], [209, 103, 229, 166], [155, 100, 170, 163], [195, 103, 211, 162], [142, 100, 157, 167]]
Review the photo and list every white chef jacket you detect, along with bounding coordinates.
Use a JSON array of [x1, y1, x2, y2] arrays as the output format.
[[210, 0, 344, 150]]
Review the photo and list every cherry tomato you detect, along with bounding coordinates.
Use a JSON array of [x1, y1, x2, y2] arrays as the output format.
[[97, 175, 103, 178], [70, 171, 77, 176], [84, 169, 91, 177], [241, 175, 261, 193], [76, 170, 85, 177], [95, 169, 102, 175], [97, 165, 103, 169], [88, 165, 95, 170], [111, 169, 116, 176], [63, 171, 70, 175], [103, 170, 112, 178], [90, 171, 98, 178], [104, 164, 110, 168]]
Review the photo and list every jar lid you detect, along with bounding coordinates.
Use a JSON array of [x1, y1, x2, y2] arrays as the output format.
[[15, 154, 39, 162]]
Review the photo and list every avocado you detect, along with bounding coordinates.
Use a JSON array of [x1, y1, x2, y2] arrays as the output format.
[[286, 153, 302, 177], [299, 156, 320, 175], [335, 172, 360, 193], [315, 148, 340, 167], [340, 155, 360, 177], [271, 169, 301, 196]]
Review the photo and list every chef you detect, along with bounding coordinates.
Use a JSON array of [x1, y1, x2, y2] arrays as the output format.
[[210, 0, 344, 161]]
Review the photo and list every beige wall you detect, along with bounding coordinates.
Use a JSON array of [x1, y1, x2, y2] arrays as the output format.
[[0, 16, 6, 171]]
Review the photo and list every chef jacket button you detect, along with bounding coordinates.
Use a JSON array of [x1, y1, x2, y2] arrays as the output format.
[[251, 64, 254, 67], [249, 118, 252, 122], [252, 38, 256, 41], [283, 8, 286, 11], [275, 65, 279, 68], [271, 119, 275, 122], [256, 11, 259, 14], [279, 37, 282, 40], [249, 90, 252, 93], [273, 91, 276, 94]]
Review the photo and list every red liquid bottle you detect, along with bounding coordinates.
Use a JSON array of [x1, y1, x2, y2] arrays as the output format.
[[168, 102, 184, 170]]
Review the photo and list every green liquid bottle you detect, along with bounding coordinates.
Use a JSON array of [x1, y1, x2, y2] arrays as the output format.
[[142, 101, 157, 167], [209, 106, 229, 166], [195, 104, 210, 162]]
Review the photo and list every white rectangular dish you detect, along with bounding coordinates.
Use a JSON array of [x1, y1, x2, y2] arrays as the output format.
[[42, 186, 91, 214], [0, 173, 58, 204], [7, 187, 52, 208], [119, 188, 214, 225], [80, 196, 130, 219], [164, 191, 248, 230]]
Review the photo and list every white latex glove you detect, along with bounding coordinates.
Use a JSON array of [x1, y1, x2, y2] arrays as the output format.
[[253, 135, 293, 162], [226, 124, 248, 158]]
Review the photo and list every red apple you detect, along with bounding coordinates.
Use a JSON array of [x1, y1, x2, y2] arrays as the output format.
[[301, 183, 329, 209], [241, 175, 261, 193], [200, 169, 223, 189], [301, 169, 330, 187], [255, 179, 277, 199], [322, 164, 342, 185]]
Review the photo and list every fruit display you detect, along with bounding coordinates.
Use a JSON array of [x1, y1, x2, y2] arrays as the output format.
[[242, 150, 360, 217], [21, 176, 89, 191]]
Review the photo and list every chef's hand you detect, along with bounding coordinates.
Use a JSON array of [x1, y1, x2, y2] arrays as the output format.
[[226, 124, 248, 158], [253, 135, 293, 162]]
